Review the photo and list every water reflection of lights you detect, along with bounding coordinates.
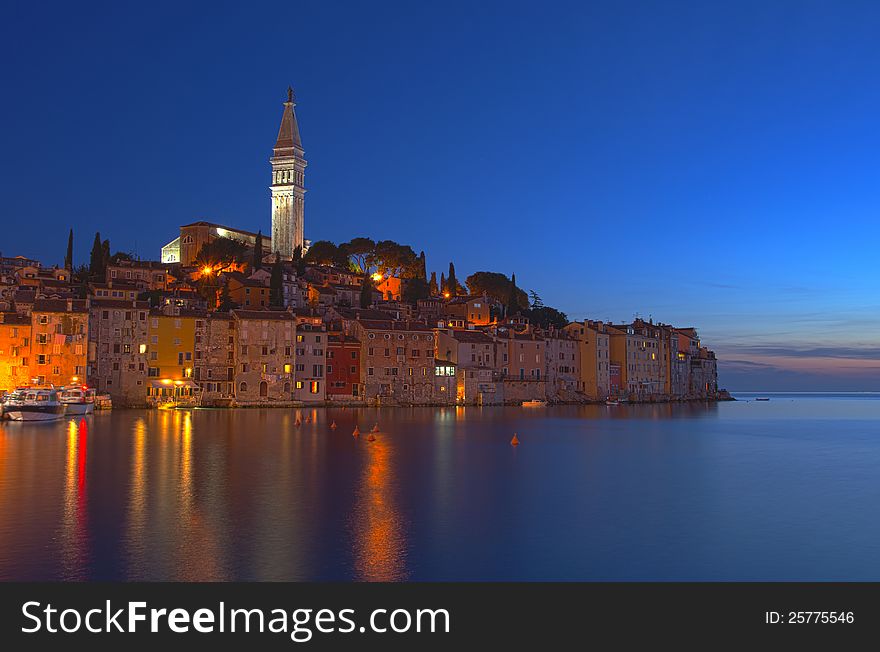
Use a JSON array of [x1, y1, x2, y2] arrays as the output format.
[[353, 436, 408, 581], [125, 417, 148, 573], [61, 418, 89, 579]]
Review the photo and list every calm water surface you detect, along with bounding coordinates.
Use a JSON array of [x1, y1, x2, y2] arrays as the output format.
[[1, 394, 878, 581]]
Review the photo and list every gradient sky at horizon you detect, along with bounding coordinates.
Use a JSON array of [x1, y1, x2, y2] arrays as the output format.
[[1, 1, 878, 390]]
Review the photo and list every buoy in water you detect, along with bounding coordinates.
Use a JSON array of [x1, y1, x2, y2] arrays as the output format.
[[510, 433, 520, 446], [330, 421, 337, 429], [367, 433, 376, 442], [295, 418, 302, 427], [371, 423, 380, 433], [352, 426, 360, 437]]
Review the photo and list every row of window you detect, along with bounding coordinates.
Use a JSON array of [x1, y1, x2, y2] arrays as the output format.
[[366, 347, 428, 357], [367, 332, 433, 342], [367, 367, 431, 377]]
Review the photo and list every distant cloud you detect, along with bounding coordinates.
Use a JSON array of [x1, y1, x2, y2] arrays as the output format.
[[727, 345, 880, 360]]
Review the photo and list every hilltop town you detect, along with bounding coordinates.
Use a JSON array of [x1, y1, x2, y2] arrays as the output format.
[[0, 89, 718, 408]]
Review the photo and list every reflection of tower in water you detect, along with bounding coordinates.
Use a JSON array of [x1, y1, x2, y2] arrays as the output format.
[[352, 436, 409, 581]]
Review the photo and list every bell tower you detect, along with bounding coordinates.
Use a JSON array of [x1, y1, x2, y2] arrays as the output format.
[[270, 86, 306, 259]]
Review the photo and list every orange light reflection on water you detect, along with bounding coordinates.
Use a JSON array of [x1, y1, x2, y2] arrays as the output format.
[[353, 435, 408, 581]]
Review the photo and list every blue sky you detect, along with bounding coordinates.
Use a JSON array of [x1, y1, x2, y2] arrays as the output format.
[[1, 1, 878, 390]]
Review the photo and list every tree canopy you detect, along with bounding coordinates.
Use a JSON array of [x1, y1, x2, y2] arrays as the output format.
[[369, 240, 421, 279], [342, 237, 376, 273], [402, 277, 430, 303], [303, 240, 349, 267], [194, 237, 247, 270], [466, 271, 527, 309], [524, 305, 569, 330]]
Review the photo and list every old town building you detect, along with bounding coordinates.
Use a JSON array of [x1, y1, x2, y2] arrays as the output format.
[[232, 309, 295, 405], [30, 298, 89, 388], [351, 319, 436, 404], [292, 322, 326, 403], [326, 333, 361, 401], [87, 298, 150, 406], [0, 312, 31, 392]]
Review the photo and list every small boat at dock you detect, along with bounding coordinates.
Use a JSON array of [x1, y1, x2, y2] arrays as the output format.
[[59, 385, 96, 415], [522, 400, 547, 407], [3, 387, 67, 422], [755, 397, 770, 401], [605, 399, 620, 406]]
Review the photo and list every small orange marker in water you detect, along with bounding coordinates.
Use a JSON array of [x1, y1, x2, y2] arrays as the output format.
[[330, 421, 337, 429], [352, 426, 360, 437], [510, 433, 520, 446], [371, 423, 380, 433], [295, 418, 302, 427], [367, 433, 376, 442]]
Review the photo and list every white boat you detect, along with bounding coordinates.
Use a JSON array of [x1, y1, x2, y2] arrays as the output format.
[[605, 399, 620, 406], [4, 388, 67, 421], [59, 385, 97, 415], [755, 397, 770, 402], [522, 400, 548, 407]]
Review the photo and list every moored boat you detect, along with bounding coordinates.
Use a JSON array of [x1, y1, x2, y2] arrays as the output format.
[[755, 397, 770, 401], [4, 388, 67, 422], [59, 385, 96, 415], [522, 400, 548, 407], [605, 398, 620, 406]]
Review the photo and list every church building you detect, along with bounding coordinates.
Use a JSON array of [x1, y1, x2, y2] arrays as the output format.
[[161, 88, 307, 265]]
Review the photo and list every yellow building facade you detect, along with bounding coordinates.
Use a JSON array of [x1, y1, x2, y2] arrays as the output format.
[[146, 309, 203, 405], [0, 312, 31, 393]]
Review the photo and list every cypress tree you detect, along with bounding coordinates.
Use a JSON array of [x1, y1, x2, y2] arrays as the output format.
[[89, 232, 103, 278], [218, 278, 236, 311], [64, 229, 74, 271], [447, 262, 458, 296], [429, 271, 438, 296], [101, 240, 110, 274], [292, 245, 305, 275], [253, 231, 264, 270], [506, 272, 519, 317], [360, 274, 373, 308], [270, 254, 283, 307], [440, 272, 446, 296]]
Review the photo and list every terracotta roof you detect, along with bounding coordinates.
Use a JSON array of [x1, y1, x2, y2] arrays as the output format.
[[0, 312, 30, 325], [180, 221, 262, 239], [149, 308, 208, 318], [328, 334, 360, 344], [32, 298, 88, 313], [89, 298, 150, 309], [225, 272, 268, 288], [233, 309, 294, 321], [446, 329, 495, 344], [334, 307, 392, 321], [358, 319, 433, 332]]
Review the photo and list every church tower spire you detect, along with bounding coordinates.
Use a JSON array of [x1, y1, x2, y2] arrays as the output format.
[[271, 86, 307, 259]]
